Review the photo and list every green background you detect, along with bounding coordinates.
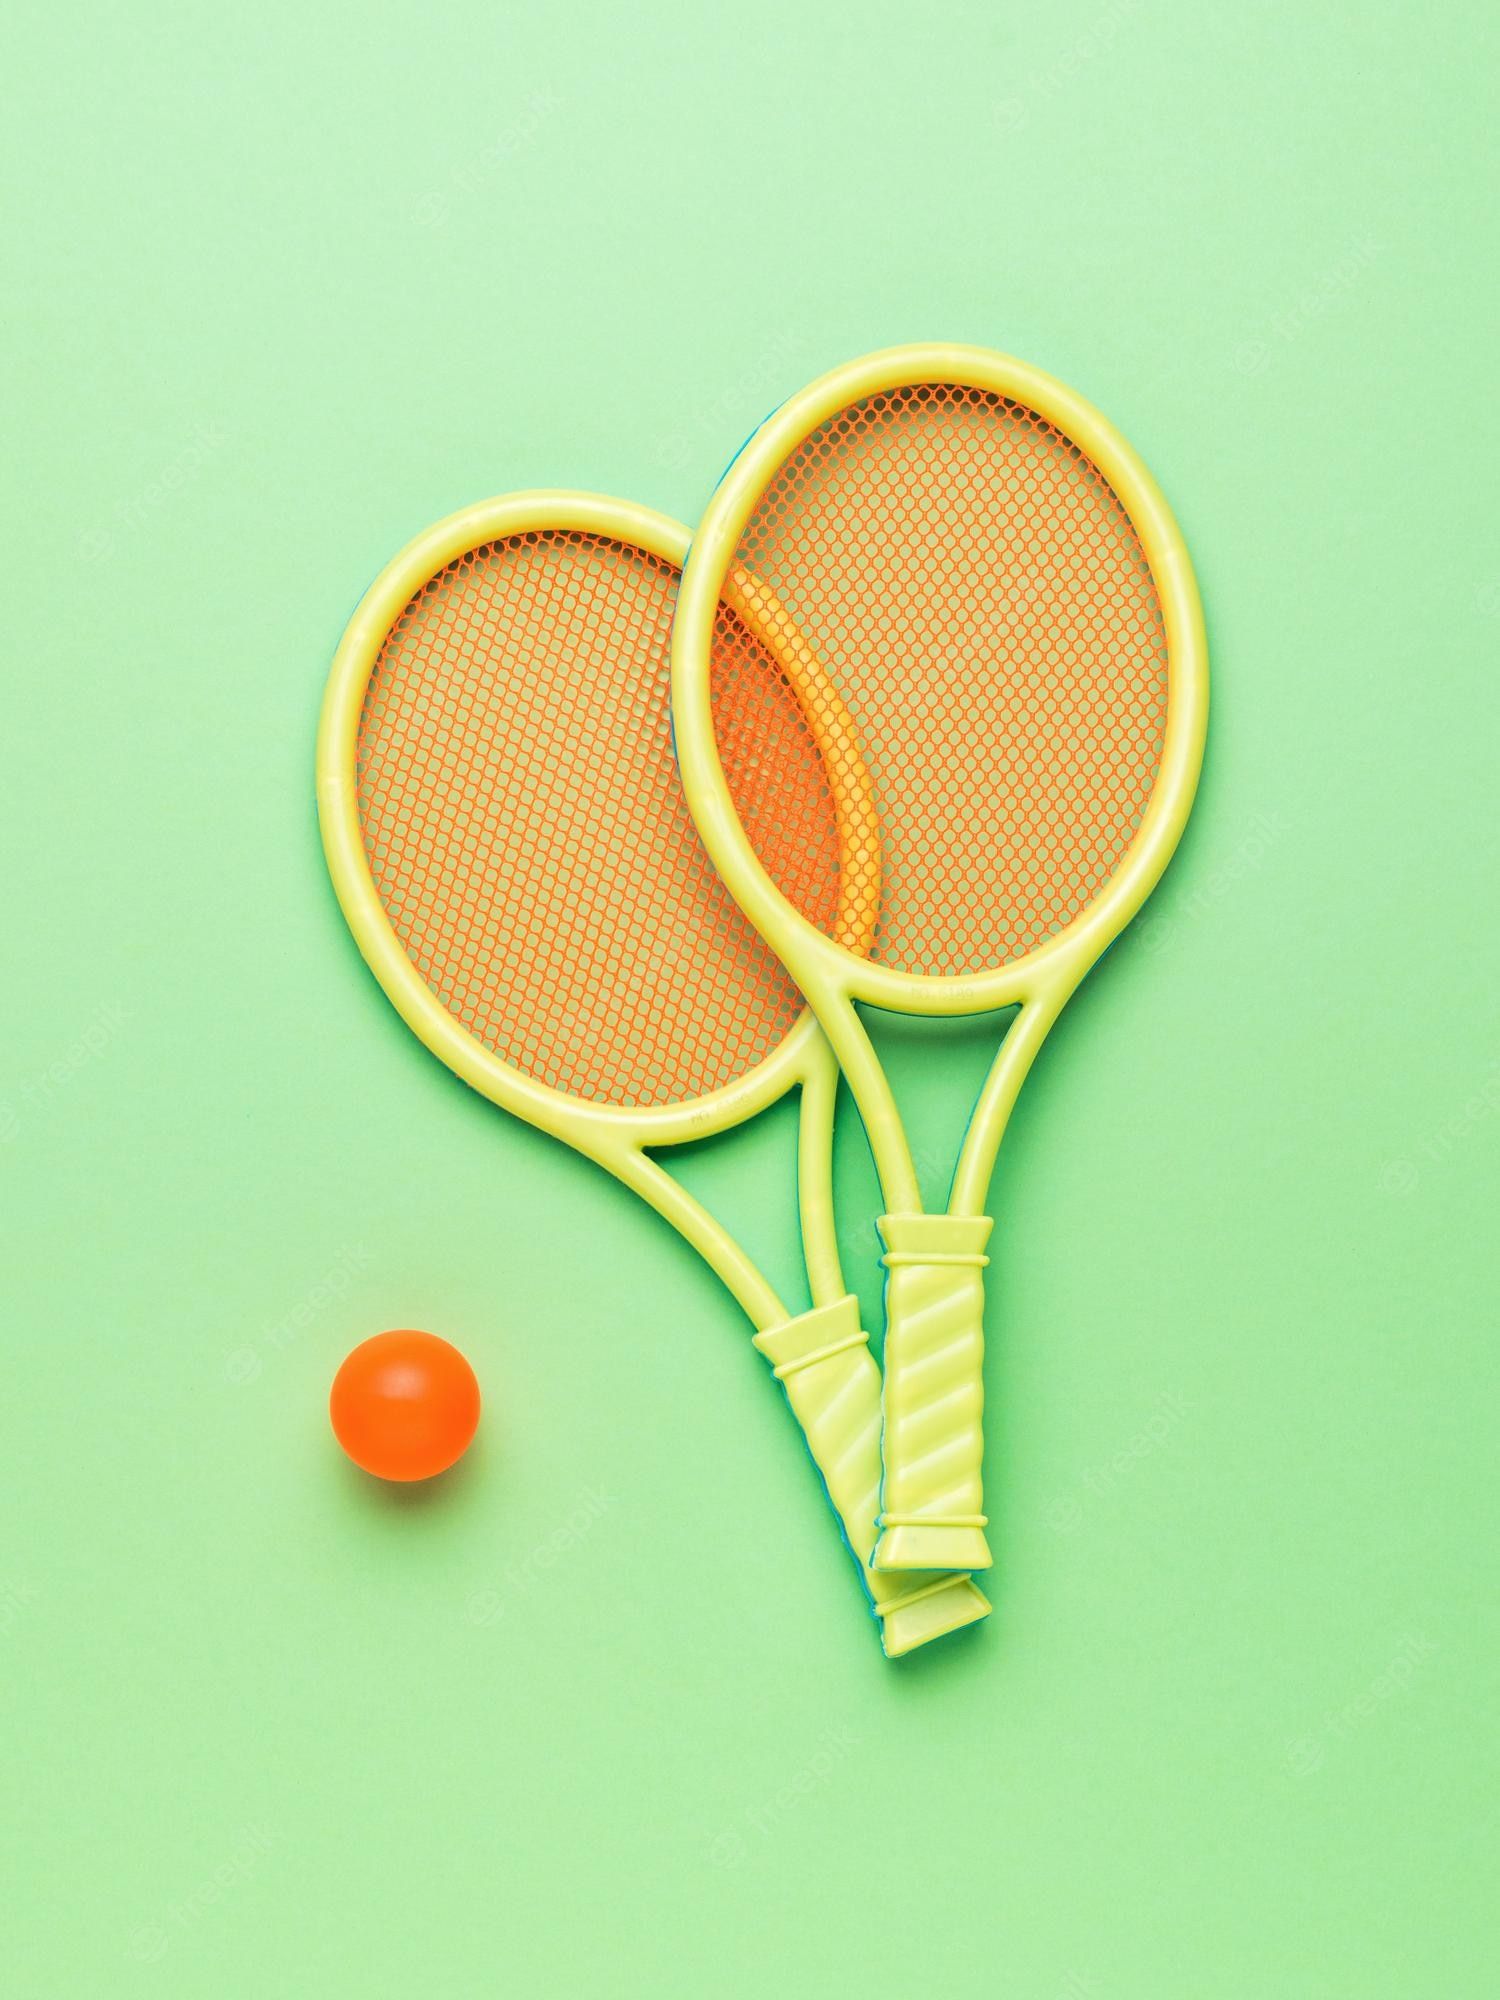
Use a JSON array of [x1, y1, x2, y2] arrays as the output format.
[[4, 2, 1496, 1993]]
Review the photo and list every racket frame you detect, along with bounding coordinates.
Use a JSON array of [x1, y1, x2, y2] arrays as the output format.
[[672, 345, 1208, 1566], [317, 490, 989, 1652]]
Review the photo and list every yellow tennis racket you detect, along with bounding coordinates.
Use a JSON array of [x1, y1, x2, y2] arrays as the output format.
[[317, 489, 988, 1654], [672, 346, 1208, 1574]]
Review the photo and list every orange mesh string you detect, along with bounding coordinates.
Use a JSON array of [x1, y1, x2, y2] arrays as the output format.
[[356, 531, 839, 1108], [709, 384, 1171, 978]]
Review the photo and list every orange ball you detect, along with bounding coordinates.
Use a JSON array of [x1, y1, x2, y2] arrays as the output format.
[[330, 1330, 480, 1482]]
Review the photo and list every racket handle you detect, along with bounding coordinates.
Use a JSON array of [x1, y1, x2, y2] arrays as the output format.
[[873, 1214, 994, 1573], [753, 1296, 990, 1657]]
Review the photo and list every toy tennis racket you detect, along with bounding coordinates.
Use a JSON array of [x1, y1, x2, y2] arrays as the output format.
[[316, 490, 989, 1654], [672, 347, 1208, 1573]]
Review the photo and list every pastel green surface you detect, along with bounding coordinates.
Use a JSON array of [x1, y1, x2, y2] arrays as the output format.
[[2, 1, 1495, 1994]]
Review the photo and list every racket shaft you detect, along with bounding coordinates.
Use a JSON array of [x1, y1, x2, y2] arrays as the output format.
[[753, 1296, 989, 1654], [874, 1215, 994, 1572]]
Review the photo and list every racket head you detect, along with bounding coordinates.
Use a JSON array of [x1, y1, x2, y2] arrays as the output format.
[[672, 344, 1208, 1020], [317, 491, 838, 1164]]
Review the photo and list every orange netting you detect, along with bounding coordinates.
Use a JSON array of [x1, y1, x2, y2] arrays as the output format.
[[356, 531, 841, 1107], [710, 383, 1171, 978]]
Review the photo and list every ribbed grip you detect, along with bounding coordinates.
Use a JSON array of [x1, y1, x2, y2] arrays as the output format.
[[873, 1214, 994, 1572], [753, 1296, 989, 1656]]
